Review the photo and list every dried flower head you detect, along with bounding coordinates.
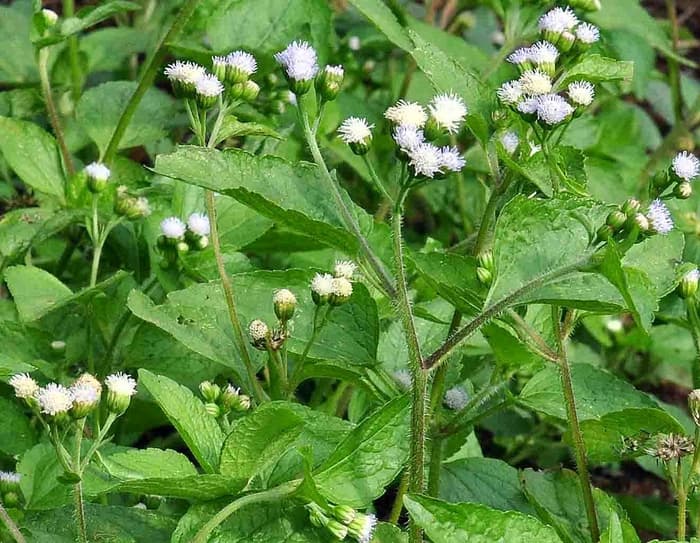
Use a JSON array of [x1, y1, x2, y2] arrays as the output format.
[[249, 319, 269, 342], [649, 433, 695, 461]]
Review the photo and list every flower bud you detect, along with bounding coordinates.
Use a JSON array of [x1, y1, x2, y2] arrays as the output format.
[[568, 0, 601, 10], [204, 402, 221, 418], [606, 210, 627, 231], [331, 504, 357, 525], [689, 389, 700, 426], [307, 503, 329, 528], [220, 385, 249, 412], [176, 241, 190, 254], [558, 31, 576, 52], [104, 372, 137, 415], [674, 181, 692, 200], [477, 250, 494, 272], [0, 472, 20, 495], [248, 320, 269, 350], [211, 55, 228, 82], [326, 519, 349, 540], [199, 381, 221, 403], [679, 268, 700, 299], [272, 288, 296, 322], [595, 224, 613, 242], [70, 374, 101, 419], [41, 8, 59, 27], [85, 162, 111, 194], [337, 117, 373, 156], [653, 170, 670, 190], [621, 198, 641, 217], [634, 213, 650, 232], [476, 266, 492, 286], [329, 277, 353, 306], [9, 373, 39, 402], [2, 491, 19, 508], [316, 65, 344, 102]]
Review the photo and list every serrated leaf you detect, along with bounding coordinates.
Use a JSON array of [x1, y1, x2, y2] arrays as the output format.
[[215, 117, 282, 144], [404, 494, 561, 543], [314, 395, 410, 507], [138, 370, 224, 474], [0, 117, 65, 200], [560, 54, 634, 87]]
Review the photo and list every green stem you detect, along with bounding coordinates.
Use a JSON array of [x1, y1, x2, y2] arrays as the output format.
[[73, 418, 88, 543], [362, 155, 393, 202], [0, 502, 26, 543], [392, 195, 427, 543], [687, 300, 700, 388], [298, 104, 396, 299], [289, 305, 327, 390], [665, 0, 684, 124], [553, 307, 599, 542], [205, 190, 266, 404], [191, 481, 299, 543], [80, 412, 117, 471], [389, 470, 410, 524], [102, 0, 201, 164], [678, 457, 687, 541], [423, 258, 590, 370], [38, 48, 75, 179], [63, 0, 82, 101]]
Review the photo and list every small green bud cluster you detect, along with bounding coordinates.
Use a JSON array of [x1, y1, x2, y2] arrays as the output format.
[[114, 185, 151, 220], [655, 151, 700, 201], [677, 265, 700, 300], [0, 471, 21, 508], [157, 212, 211, 267], [305, 501, 377, 543], [596, 198, 674, 243], [199, 381, 251, 418], [476, 250, 495, 286], [311, 260, 356, 307]]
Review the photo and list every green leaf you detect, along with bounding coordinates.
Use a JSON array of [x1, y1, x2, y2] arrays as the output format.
[[314, 395, 410, 507], [23, 504, 176, 543], [560, 54, 634, 87], [0, 117, 65, 200], [0, 396, 36, 456], [373, 523, 408, 543], [60, 1, 141, 36], [154, 146, 366, 254], [439, 458, 534, 515], [138, 370, 224, 474], [0, 5, 36, 84], [102, 448, 198, 479], [219, 402, 304, 481], [76, 81, 177, 155], [346, 0, 412, 50], [0, 321, 55, 379], [214, 116, 282, 144], [404, 494, 562, 543], [4, 265, 72, 322]]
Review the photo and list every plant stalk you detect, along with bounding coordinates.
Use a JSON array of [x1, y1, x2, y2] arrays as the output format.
[[62, 0, 82, 101], [553, 307, 599, 542], [677, 457, 687, 541], [73, 418, 88, 543], [687, 299, 700, 388], [0, 503, 25, 543]]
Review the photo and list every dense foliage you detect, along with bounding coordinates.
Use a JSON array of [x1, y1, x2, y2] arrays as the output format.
[[0, 0, 699, 542]]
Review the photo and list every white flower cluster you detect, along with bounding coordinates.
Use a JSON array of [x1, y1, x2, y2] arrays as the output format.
[[310, 260, 357, 306], [275, 41, 319, 82], [161, 212, 210, 239], [537, 6, 600, 47]]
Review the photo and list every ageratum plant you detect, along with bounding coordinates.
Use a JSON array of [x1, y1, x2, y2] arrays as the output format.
[[0, 1, 699, 542]]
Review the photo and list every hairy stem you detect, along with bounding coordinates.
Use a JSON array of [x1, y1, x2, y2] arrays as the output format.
[[62, 0, 82, 101], [191, 481, 299, 543], [73, 418, 88, 543], [553, 307, 599, 542], [38, 48, 75, 179], [0, 503, 26, 543], [677, 457, 687, 541], [102, 0, 201, 164], [389, 470, 410, 524]]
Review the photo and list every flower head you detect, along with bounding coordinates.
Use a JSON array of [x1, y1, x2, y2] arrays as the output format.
[[393, 125, 425, 152], [70, 381, 100, 418], [105, 373, 137, 397], [536, 94, 574, 125], [347, 512, 377, 543], [0, 472, 20, 486], [164, 61, 206, 86], [568, 81, 595, 106], [311, 273, 334, 297], [85, 162, 110, 181], [384, 100, 428, 128], [160, 217, 186, 239], [529, 41, 559, 65], [408, 143, 443, 178], [680, 268, 700, 299], [506, 47, 531, 67], [273, 288, 297, 322], [538, 6, 579, 33], [187, 212, 210, 237], [519, 69, 552, 95], [575, 22, 600, 44], [427, 93, 468, 134], [439, 146, 466, 173], [443, 387, 469, 410], [334, 260, 357, 280], [331, 277, 353, 298], [497, 81, 523, 105], [227, 51, 257, 76], [517, 96, 539, 115], [9, 373, 39, 399], [672, 151, 700, 182], [274, 41, 319, 81], [36, 383, 73, 416], [500, 131, 520, 154], [392, 370, 412, 390], [337, 117, 373, 144], [647, 199, 673, 234], [194, 73, 224, 97]]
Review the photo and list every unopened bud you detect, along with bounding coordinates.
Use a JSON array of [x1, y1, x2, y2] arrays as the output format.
[[176, 241, 189, 254], [241, 80, 260, 102], [606, 210, 627, 231], [653, 170, 670, 190], [2, 491, 19, 508], [568, 0, 601, 11], [273, 289, 297, 322], [674, 181, 692, 199], [41, 8, 59, 27], [204, 402, 221, 418], [476, 267, 492, 286], [596, 224, 613, 242], [621, 198, 641, 217], [316, 65, 344, 102], [558, 31, 575, 52], [331, 504, 357, 525], [85, 162, 111, 194], [347, 513, 377, 542], [477, 250, 494, 272], [689, 389, 700, 426], [199, 381, 221, 403], [327, 519, 349, 540], [679, 268, 700, 299], [634, 213, 650, 232]]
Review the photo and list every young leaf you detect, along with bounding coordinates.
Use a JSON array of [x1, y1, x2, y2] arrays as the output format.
[[560, 54, 634, 86]]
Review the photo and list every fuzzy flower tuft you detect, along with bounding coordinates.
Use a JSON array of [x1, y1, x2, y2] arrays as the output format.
[[194, 73, 224, 98], [408, 143, 443, 178], [348, 513, 377, 543], [575, 22, 600, 44], [393, 125, 425, 152], [529, 41, 559, 64], [311, 273, 334, 297], [497, 81, 523, 105], [500, 131, 520, 154], [0, 471, 20, 485], [519, 69, 552, 95], [672, 151, 700, 181], [334, 260, 357, 280], [164, 61, 206, 85], [161, 217, 186, 239], [428, 93, 468, 134], [439, 146, 466, 173], [85, 162, 110, 181], [9, 373, 39, 399], [568, 81, 595, 106], [273, 288, 297, 306], [226, 51, 257, 75], [384, 100, 428, 128], [36, 383, 73, 416], [337, 117, 373, 144], [538, 6, 579, 32], [647, 199, 673, 234], [331, 277, 353, 298], [274, 41, 319, 81], [105, 373, 137, 397], [536, 94, 574, 125], [443, 387, 469, 410], [506, 47, 531, 66], [187, 212, 210, 236]]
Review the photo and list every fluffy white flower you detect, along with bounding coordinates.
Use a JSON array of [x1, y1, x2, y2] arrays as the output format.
[[393, 125, 425, 152], [497, 81, 523, 105], [187, 212, 210, 236], [672, 151, 700, 181], [408, 143, 443, 178], [0, 472, 20, 486], [36, 383, 73, 416], [684, 268, 700, 283], [530, 41, 559, 64], [311, 273, 334, 297], [538, 6, 579, 32], [517, 96, 539, 115], [500, 131, 519, 154], [331, 277, 353, 298], [519, 69, 552, 95], [606, 318, 623, 333], [348, 513, 377, 543], [105, 372, 137, 397], [84, 162, 110, 181], [647, 199, 673, 234], [393, 370, 412, 390], [536, 94, 574, 125], [439, 146, 466, 173], [428, 93, 468, 134], [348, 36, 361, 51], [274, 41, 319, 81], [575, 22, 600, 44], [334, 260, 357, 280], [384, 100, 428, 128], [160, 217, 186, 239], [337, 117, 373, 144], [248, 320, 269, 341], [506, 47, 531, 66], [273, 288, 297, 305], [164, 61, 206, 84], [71, 383, 100, 406], [9, 373, 39, 399], [444, 387, 469, 410], [226, 51, 257, 75], [324, 64, 344, 78], [568, 81, 595, 106], [194, 73, 224, 98]]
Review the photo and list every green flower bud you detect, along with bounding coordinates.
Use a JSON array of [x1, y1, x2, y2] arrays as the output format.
[[327, 519, 349, 540], [568, 0, 601, 11], [347, 513, 377, 542], [423, 116, 443, 142], [621, 198, 641, 217], [307, 503, 329, 528], [2, 492, 19, 508], [273, 289, 297, 322], [653, 170, 670, 190], [41, 8, 59, 27], [606, 210, 627, 231], [477, 250, 494, 272], [104, 372, 137, 415], [558, 31, 576, 52], [316, 65, 344, 102], [176, 241, 190, 254], [199, 381, 221, 403], [204, 402, 221, 418], [595, 224, 613, 242], [331, 504, 357, 525], [476, 266, 492, 286], [679, 268, 700, 299], [674, 181, 692, 200], [211, 55, 228, 82], [689, 389, 700, 427], [329, 277, 353, 306]]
